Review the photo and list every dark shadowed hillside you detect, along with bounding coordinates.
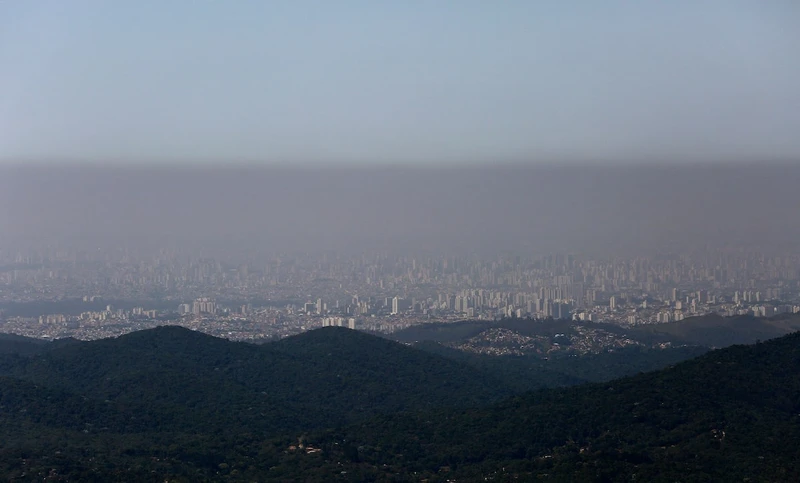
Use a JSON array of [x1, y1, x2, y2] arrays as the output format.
[[0, 333, 48, 356], [392, 319, 495, 343], [299, 332, 800, 481], [414, 340, 709, 391], [2, 325, 798, 480], [0, 326, 515, 434], [0, 326, 520, 480], [629, 312, 800, 347]]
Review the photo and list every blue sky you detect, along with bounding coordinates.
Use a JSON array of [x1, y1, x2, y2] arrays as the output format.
[[1, 1, 798, 166]]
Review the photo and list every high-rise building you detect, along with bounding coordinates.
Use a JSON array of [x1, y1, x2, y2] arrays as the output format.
[[392, 297, 410, 314], [553, 301, 573, 319], [573, 283, 585, 308], [192, 297, 216, 315], [542, 299, 553, 318]]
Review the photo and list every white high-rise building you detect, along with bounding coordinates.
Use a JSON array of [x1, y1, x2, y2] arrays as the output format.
[[192, 297, 216, 315], [392, 297, 410, 314]]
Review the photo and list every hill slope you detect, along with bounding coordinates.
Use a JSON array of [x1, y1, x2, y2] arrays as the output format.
[[3, 325, 796, 480], [300, 332, 800, 481], [630, 312, 800, 347], [414, 340, 709, 391], [0, 326, 513, 434], [0, 333, 49, 356], [392, 313, 800, 354]]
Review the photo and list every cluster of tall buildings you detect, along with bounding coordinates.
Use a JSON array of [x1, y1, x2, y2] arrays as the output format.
[[1, 247, 799, 337], [321, 317, 357, 329], [177, 297, 217, 316]]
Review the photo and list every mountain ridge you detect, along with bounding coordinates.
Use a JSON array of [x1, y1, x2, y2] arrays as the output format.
[[1, 323, 798, 480], [298, 331, 800, 481], [0, 325, 515, 435]]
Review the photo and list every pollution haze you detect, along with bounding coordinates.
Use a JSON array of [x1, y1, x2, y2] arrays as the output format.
[[1, 2, 799, 258], [0, 164, 798, 258]]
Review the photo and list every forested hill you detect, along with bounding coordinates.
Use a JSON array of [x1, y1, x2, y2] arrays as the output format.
[[2, 326, 797, 480], [0, 326, 514, 433], [0, 333, 49, 356], [300, 331, 800, 481]]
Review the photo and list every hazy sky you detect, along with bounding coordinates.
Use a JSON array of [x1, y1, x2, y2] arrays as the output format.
[[1, 1, 799, 166], [2, 165, 799, 255]]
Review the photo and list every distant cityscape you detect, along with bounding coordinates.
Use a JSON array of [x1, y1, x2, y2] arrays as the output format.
[[1, 247, 799, 342]]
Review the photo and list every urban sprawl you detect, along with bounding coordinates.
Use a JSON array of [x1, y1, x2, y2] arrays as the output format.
[[1, 248, 799, 342]]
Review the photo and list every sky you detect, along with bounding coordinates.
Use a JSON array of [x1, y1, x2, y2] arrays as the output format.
[[1, 1, 799, 166]]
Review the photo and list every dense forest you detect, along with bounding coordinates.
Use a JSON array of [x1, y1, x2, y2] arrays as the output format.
[[0, 316, 798, 480], [297, 331, 800, 481]]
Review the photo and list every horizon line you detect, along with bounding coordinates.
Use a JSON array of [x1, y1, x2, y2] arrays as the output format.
[[1, 157, 798, 170]]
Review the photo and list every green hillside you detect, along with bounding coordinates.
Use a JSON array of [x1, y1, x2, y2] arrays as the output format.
[[0, 326, 513, 434], [1, 325, 796, 481], [0, 333, 49, 356], [298, 332, 800, 481], [414, 340, 709, 391]]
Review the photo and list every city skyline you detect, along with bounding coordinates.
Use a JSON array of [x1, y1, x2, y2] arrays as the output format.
[[2, 2, 799, 343], [1, 245, 798, 342]]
